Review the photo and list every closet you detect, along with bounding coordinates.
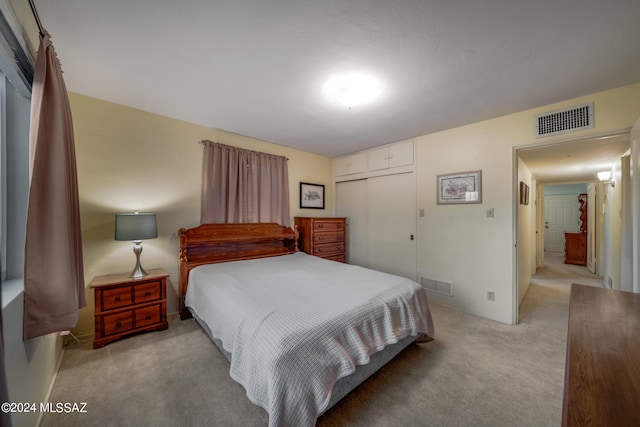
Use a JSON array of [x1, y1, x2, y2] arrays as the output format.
[[334, 140, 416, 281]]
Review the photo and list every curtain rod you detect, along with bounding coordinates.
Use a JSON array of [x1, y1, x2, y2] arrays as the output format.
[[28, 0, 45, 37], [199, 140, 289, 160]]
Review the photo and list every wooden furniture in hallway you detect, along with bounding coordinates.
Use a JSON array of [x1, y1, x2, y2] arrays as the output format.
[[564, 232, 587, 266], [562, 284, 640, 426]]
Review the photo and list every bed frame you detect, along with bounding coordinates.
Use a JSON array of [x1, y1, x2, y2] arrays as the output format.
[[177, 222, 424, 420], [178, 222, 298, 319]]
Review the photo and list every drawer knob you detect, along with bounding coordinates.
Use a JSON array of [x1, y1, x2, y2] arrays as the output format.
[[116, 321, 121, 328], [317, 247, 323, 252], [318, 236, 323, 241], [145, 315, 151, 321], [318, 224, 324, 228], [115, 295, 121, 302], [144, 291, 151, 297], [337, 246, 343, 250]]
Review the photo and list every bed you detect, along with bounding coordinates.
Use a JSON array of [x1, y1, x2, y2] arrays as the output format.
[[178, 223, 434, 426]]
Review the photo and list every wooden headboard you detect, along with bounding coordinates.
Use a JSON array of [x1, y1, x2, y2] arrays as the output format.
[[178, 223, 298, 319]]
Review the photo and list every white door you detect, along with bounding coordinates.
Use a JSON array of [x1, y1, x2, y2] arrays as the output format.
[[544, 195, 580, 252], [335, 173, 417, 281], [336, 179, 369, 267], [367, 173, 417, 280]]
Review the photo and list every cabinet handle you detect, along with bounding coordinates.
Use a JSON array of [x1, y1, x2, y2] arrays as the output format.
[[144, 291, 151, 297], [116, 321, 121, 328]]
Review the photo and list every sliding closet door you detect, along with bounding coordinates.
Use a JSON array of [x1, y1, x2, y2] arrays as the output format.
[[336, 179, 369, 267], [367, 173, 417, 280]]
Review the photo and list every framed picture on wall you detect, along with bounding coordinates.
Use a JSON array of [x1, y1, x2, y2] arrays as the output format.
[[519, 181, 530, 205], [437, 170, 482, 205], [300, 182, 325, 209]]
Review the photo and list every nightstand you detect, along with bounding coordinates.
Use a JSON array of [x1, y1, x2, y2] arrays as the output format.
[[91, 268, 169, 349]]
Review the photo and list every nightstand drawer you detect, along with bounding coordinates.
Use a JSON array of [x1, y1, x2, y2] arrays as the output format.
[[101, 286, 133, 311], [135, 305, 161, 328], [103, 311, 133, 336], [134, 281, 161, 304]]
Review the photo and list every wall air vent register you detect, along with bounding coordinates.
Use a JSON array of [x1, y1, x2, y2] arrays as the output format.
[[535, 102, 594, 138], [421, 277, 453, 297]]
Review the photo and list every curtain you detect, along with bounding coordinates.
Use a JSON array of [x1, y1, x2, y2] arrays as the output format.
[[201, 141, 290, 226], [23, 32, 86, 340]]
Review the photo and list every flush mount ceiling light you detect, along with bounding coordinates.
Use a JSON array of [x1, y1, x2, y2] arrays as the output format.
[[324, 74, 382, 109]]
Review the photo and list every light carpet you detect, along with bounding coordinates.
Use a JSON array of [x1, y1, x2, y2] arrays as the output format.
[[40, 253, 597, 426]]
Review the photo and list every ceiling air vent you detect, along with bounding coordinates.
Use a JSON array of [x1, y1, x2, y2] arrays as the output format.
[[535, 102, 594, 138]]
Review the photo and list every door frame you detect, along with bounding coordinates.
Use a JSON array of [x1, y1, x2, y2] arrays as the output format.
[[513, 128, 631, 324]]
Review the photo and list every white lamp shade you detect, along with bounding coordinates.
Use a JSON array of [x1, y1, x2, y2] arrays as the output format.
[[115, 212, 157, 241]]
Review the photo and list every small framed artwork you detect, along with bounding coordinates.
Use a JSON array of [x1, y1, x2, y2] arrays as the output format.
[[300, 182, 325, 209], [519, 181, 530, 205], [437, 170, 482, 205]]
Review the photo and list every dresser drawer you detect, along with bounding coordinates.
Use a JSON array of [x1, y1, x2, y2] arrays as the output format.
[[103, 311, 133, 336], [313, 242, 345, 257], [134, 281, 161, 304], [135, 304, 161, 328], [313, 220, 345, 232], [313, 231, 344, 244], [101, 286, 133, 311]]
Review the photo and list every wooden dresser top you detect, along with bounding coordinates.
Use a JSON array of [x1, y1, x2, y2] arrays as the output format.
[[562, 284, 640, 426]]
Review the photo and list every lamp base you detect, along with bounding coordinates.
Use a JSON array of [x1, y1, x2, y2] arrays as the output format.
[[128, 241, 149, 279]]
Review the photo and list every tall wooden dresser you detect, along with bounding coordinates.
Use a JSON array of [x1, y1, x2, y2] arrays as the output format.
[[294, 217, 347, 263]]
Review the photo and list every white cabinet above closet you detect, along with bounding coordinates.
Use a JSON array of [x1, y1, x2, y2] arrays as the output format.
[[367, 140, 414, 171], [333, 139, 415, 181], [333, 152, 367, 177]]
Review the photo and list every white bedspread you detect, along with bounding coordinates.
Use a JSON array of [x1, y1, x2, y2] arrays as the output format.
[[185, 252, 434, 427]]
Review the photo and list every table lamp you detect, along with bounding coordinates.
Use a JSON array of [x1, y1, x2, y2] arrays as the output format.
[[115, 212, 158, 278]]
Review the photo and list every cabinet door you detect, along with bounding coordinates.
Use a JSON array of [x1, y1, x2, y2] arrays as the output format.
[[366, 140, 414, 172], [334, 153, 367, 176], [388, 140, 414, 168], [367, 146, 390, 171]]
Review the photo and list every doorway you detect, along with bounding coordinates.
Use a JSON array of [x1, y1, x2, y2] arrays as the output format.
[[514, 131, 631, 323]]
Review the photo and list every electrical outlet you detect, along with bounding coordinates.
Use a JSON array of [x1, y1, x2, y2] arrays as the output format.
[[487, 291, 495, 301], [486, 208, 494, 218]]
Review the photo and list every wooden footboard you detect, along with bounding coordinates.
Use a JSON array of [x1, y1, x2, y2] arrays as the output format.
[[178, 223, 298, 319]]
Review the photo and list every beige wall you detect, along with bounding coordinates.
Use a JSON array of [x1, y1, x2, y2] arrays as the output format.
[[416, 83, 640, 324], [70, 93, 333, 335]]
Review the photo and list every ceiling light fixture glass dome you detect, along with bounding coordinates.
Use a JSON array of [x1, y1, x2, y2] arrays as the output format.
[[324, 74, 382, 109]]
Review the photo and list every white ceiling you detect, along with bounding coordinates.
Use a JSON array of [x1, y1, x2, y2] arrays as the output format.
[[35, 1, 640, 180]]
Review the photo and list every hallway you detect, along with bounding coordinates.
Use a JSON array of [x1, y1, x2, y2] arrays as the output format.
[[531, 251, 604, 291]]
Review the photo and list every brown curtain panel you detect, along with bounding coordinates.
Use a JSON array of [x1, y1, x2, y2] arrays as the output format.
[[23, 32, 86, 340], [201, 141, 290, 226]]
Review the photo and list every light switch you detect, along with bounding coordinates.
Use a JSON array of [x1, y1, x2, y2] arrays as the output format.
[[487, 208, 494, 218]]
